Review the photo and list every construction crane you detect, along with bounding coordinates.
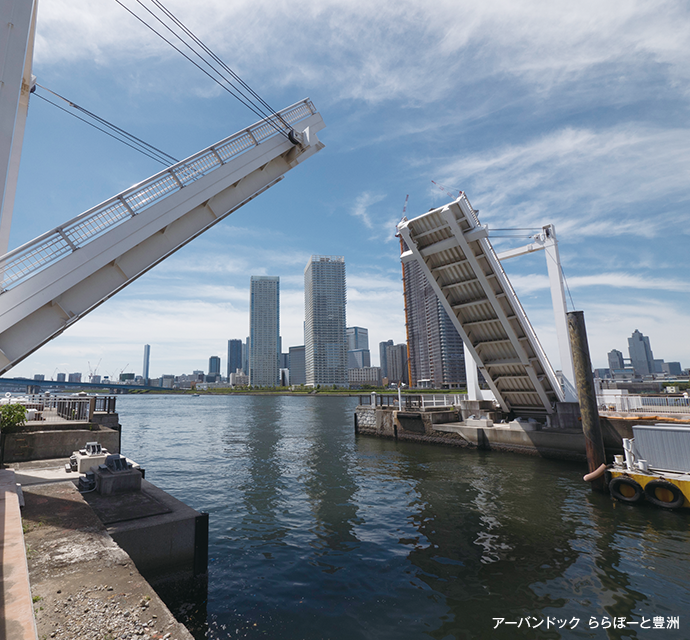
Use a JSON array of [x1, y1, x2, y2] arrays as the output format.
[[431, 180, 463, 200], [88, 358, 102, 382], [117, 364, 130, 382]]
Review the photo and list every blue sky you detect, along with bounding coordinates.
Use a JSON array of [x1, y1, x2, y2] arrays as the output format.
[[6, 0, 690, 379]]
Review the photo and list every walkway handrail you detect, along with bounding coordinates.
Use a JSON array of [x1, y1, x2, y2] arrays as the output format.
[[0, 99, 316, 292], [598, 393, 690, 415], [358, 393, 464, 409]]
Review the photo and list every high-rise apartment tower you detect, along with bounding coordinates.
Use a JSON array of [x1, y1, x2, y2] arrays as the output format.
[[403, 259, 465, 387], [304, 256, 347, 387], [249, 276, 280, 386]]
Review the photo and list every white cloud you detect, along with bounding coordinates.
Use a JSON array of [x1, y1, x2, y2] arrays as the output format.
[[509, 272, 690, 295], [34, 0, 690, 106], [437, 125, 690, 239], [350, 192, 385, 230]]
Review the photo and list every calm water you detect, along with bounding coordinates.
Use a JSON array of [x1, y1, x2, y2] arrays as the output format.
[[117, 394, 690, 639]]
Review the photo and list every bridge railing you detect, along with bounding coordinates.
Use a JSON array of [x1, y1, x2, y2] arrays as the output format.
[[358, 393, 464, 409], [0, 100, 316, 293]]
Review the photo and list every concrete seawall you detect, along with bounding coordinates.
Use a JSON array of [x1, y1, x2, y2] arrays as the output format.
[[2, 411, 122, 463], [8, 457, 208, 639], [355, 405, 626, 461]]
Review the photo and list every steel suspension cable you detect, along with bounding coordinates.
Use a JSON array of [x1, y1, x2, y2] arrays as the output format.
[[113, 0, 291, 140], [148, 0, 291, 132], [33, 90, 177, 167], [36, 84, 178, 165]]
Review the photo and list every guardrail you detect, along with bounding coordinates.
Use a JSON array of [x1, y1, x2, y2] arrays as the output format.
[[1, 394, 117, 423], [358, 393, 464, 409], [598, 394, 690, 415], [0, 100, 316, 293]]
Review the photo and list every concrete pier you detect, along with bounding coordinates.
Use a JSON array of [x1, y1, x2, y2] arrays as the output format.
[[3, 456, 208, 639], [355, 403, 626, 461], [21, 479, 194, 640]]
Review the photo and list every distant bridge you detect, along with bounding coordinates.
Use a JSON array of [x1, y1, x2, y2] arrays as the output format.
[[0, 377, 167, 393]]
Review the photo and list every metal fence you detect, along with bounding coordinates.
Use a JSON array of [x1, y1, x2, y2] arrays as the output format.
[[0, 100, 316, 292], [2, 394, 117, 423], [358, 393, 463, 410], [598, 394, 690, 415]]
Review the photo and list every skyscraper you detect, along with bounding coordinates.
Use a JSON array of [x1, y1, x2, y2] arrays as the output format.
[[386, 343, 408, 385], [142, 344, 150, 384], [346, 327, 369, 351], [347, 326, 370, 370], [608, 349, 625, 372], [227, 339, 243, 378], [379, 339, 393, 380], [288, 345, 306, 385], [628, 329, 655, 376], [304, 255, 347, 387], [403, 259, 465, 388], [347, 349, 371, 369], [250, 276, 280, 387], [209, 356, 221, 378]]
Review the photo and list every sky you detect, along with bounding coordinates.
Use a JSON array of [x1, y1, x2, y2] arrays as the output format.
[[4, 0, 690, 380]]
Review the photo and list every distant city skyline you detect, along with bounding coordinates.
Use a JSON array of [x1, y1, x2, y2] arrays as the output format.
[[605, 329, 684, 380], [3, 0, 689, 381]]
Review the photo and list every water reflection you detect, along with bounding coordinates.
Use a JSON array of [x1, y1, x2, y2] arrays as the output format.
[[238, 396, 287, 544], [116, 396, 690, 640], [303, 398, 361, 558]]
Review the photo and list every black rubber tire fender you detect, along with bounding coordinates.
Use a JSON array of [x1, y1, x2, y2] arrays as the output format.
[[644, 480, 685, 509], [609, 476, 644, 504]]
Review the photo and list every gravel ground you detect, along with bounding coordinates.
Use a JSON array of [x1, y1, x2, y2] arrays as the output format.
[[22, 480, 193, 640]]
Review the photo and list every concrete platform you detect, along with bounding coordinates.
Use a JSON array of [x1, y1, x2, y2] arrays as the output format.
[[2, 425, 120, 463], [0, 469, 37, 640], [21, 480, 194, 640], [94, 479, 207, 582]]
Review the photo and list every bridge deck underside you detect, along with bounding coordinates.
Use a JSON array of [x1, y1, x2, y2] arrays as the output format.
[[399, 197, 563, 416]]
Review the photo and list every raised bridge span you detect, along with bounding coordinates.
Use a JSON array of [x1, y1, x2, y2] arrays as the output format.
[[397, 194, 566, 417], [0, 100, 325, 375]]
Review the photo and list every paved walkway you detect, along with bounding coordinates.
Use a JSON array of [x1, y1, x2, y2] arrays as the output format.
[[0, 468, 38, 640]]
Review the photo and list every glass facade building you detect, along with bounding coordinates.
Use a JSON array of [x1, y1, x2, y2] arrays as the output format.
[[227, 339, 243, 378]]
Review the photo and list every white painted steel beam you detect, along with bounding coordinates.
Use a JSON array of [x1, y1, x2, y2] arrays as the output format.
[[542, 225, 577, 401], [0, 0, 37, 255], [0, 101, 325, 373], [496, 225, 577, 401]]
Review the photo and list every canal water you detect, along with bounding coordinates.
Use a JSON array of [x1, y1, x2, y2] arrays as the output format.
[[117, 394, 689, 639]]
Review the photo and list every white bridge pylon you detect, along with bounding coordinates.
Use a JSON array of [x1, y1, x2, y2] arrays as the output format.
[[398, 195, 576, 417], [0, 100, 325, 374]]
